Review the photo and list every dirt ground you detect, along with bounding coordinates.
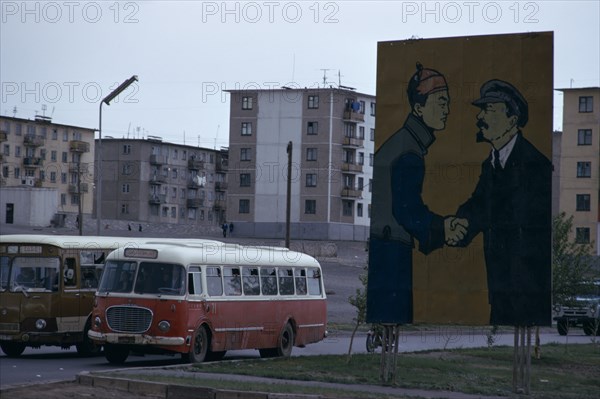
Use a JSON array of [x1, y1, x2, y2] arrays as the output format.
[[1, 380, 159, 399]]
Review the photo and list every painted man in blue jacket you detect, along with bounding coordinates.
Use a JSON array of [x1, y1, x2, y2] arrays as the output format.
[[367, 63, 467, 324]]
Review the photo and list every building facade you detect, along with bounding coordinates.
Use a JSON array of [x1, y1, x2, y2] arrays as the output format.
[[0, 115, 95, 226], [96, 138, 228, 227], [557, 87, 600, 255], [226, 87, 376, 241]]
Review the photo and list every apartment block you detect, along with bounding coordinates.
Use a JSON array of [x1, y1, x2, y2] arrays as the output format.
[[226, 87, 376, 241], [0, 115, 95, 226], [557, 87, 600, 255], [96, 138, 228, 226]]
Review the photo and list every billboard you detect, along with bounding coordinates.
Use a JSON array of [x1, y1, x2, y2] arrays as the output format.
[[367, 32, 553, 326]]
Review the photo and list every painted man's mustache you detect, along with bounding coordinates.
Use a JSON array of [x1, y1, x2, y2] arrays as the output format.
[[476, 120, 489, 130]]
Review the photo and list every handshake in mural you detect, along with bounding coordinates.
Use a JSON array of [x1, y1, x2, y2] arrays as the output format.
[[444, 217, 469, 246]]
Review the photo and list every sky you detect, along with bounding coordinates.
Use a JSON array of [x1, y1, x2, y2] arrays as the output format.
[[1, 1, 599, 149]]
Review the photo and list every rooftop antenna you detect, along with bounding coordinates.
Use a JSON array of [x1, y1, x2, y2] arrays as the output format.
[[320, 68, 331, 88], [183, 130, 186, 145], [215, 125, 220, 150], [127, 122, 131, 138], [338, 70, 343, 87], [198, 135, 201, 147], [291, 53, 296, 83], [12, 106, 17, 117], [570, 78, 574, 88], [41, 104, 47, 117]]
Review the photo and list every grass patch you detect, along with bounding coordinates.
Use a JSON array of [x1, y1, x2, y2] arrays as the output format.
[[183, 343, 600, 398]]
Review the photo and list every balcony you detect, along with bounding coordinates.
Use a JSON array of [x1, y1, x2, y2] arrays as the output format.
[[341, 163, 363, 173], [149, 174, 167, 185], [342, 136, 364, 148], [69, 140, 90, 152], [150, 154, 166, 165], [188, 159, 205, 170], [187, 198, 204, 208], [68, 183, 89, 193], [343, 110, 364, 122], [69, 163, 89, 173], [216, 160, 229, 172], [0, 130, 7, 142], [215, 181, 228, 191], [149, 193, 167, 204], [213, 199, 226, 210], [24, 134, 45, 147], [23, 157, 43, 167], [341, 188, 362, 198]]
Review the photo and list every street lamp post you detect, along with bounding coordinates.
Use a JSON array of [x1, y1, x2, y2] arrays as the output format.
[[96, 75, 138, 235]]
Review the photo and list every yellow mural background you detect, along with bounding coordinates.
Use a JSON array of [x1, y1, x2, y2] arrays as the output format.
[[375, 32, 553, 324]]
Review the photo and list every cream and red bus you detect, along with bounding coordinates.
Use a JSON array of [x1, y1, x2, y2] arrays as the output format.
[[0, 235, 152, 357], [88, 242, 327, 364]]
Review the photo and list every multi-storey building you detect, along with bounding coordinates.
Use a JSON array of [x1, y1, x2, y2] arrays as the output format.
[[226, 87, 376, 241], [556, 87, 600, 255], [96, 137, 228, 226], [0, 115, 95, 226]]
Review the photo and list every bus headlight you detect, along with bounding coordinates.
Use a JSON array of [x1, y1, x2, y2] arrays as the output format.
[[94, 316, 102, 328], [158, 320, 171, 332], [35, 319, 47, 330]]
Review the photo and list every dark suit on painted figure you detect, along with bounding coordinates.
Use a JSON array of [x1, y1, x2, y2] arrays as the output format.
[[455, 80, 552, 327]]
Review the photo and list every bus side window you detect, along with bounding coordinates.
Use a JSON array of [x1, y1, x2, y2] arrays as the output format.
[[260, 268, 277, 295], [307, 268, 322, 295], [80, 266, 98, 289], [278, 268, 294, 295], [1, 256, 9, 290], [206, 267, 223, 296], [224, 267, 242, 296], [295, 269, 307, 295], [188, 266, 202, 295], [64, 258, 77, 287], [242, 267, 260, 295]]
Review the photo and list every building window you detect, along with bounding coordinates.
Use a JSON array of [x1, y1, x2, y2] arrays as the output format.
[[369, 153, 374, 166], [71, 194, 80, 205], [306, 148, 318, 161], [62, 152, 68, 162], [358, 152, 364, 165], [172, 187, 177, 198], [172, 168, 178, 179], [358, 126, 365, 139], [242, 96, 253, 110], [15, 146, 21, 157], [240, 148, 252, 161], [370, 128, 375, 141], [576, 194, 591, 211], [2, 166, 8, 178], [182, 150, 187, 160], [51, 151, 57, 161], [73, 131, 81, 141], [370, 102, 376, 116], [307, 121, 318, 135], [162, 206, 168, 217], [357, 203, 363, 217], [40, 149, 46, 160], [170, 207, 176, 218], [39, 170, 45, 181], [63, 131, 68, 141], [14, 167, 20, 178], [50, 172, 57, 183], [239, 199, 250, 214], [122, 184, 130, 193], [240, 173, 251, 187], [358, 177, 364, 190], [61, 173, 67, 184], [40, 127, 47, 138], [576, 161, 591, 178], [123, 144, 131, 154], [180, 188, 186, 199], [306, 173, 317, 187], [121, 204, 129, 214], [122, 163, 132, 175], [241, 122, 253, 136], [575, 227, 590, 243], [579, 96, 593, 113], [15, 124, 22, 135], [342, 200, 353, 216], [61, 193, 66, 205], [577, 129, 592, 145], [173, 149, 178, 159], [359, 100, 365, 114], [344, 123, 355, 138], [308, 95, 319, 109], [2, 145, 9, 156], [27, 125, 35, 135], [305, 200, 316, 214], [52, 129, 58, 140]]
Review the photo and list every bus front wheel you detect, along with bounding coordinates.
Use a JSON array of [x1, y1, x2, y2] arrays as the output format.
[[0, 342, 26, 357], [186, 325, 209, 363], [76, 320, 102, 357], [104, 344, 129, 364]]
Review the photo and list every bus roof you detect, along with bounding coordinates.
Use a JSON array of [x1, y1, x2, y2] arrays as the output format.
[[107, 242, 321, 268], [0, 235, 224, 250]]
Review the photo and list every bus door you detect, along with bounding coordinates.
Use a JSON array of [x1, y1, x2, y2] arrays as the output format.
[[78, 251, 105, 326], [59, 256, 82, 333]]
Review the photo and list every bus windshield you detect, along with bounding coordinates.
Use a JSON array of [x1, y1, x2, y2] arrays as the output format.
[[99, 260, 185, 295], [9, 257, 60, 292]]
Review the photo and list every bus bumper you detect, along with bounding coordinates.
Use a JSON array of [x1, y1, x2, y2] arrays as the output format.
[[88, 330, 185, 346]]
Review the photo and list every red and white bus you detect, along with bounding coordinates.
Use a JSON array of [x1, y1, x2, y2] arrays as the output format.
[[88, 241, 327, 364]]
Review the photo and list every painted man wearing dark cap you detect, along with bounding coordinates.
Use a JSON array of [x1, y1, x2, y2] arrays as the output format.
[[452, 79, 552, 326], [367, 63, 468, 324]]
